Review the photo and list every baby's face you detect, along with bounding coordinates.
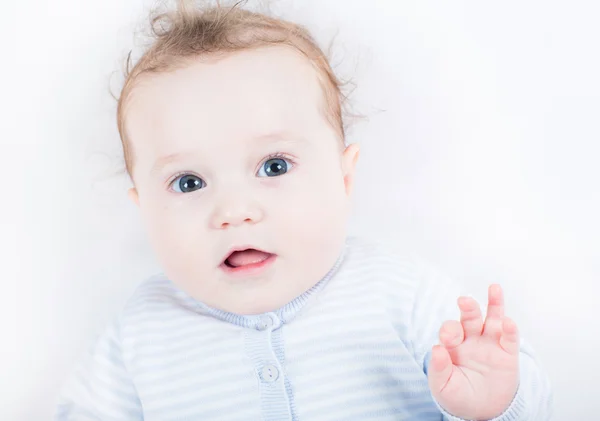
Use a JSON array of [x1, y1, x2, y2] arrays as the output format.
[[125, 46, 359, 314]]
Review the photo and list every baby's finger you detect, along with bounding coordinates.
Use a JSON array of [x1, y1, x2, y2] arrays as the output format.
[[499, 316, 520, 355], [427, 345, 453, 394], [483, 284, 505, 338], [486, 284, 505, 317], [458, 296, 484, 338], [439, 320, 464, 350]]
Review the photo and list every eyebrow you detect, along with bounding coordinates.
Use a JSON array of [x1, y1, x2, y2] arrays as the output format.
[[149, 131, 306, 177], [252, 131, 305, 144], [150, 152, 192, 177]]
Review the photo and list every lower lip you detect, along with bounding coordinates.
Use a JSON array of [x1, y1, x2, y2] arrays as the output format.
[[219, 254, 277, 277]]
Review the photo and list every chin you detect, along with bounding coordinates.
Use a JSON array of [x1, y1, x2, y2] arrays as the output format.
[[239, 291, 290, 315], [226, 289, 297, 316], [238, 303, 279, 316]]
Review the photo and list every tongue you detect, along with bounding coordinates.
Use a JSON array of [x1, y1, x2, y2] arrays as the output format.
[[227, 249, 271, 267]]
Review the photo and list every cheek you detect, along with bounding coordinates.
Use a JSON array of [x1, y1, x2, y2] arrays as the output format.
[[269, 172, 349, 278], [270, 167, 349, 231], [140, 197, 211, 264]]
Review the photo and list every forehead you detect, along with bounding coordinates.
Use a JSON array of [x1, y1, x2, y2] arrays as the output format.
[[125, 46, 330, 167]]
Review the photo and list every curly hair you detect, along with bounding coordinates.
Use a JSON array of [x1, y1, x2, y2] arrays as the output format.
[[116, 0, 351, 175]]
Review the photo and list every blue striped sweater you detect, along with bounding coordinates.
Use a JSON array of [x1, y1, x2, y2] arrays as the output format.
[[55, 237, 553, 420]]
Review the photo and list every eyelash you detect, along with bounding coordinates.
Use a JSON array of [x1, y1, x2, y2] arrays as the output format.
[[257, 152, 296, 173], [166, 152, 296, 191], [167, 171, 198, 191]]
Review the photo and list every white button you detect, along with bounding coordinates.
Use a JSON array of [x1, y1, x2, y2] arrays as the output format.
[[257, 315, 274, 331], [260, 364, 279, 383]]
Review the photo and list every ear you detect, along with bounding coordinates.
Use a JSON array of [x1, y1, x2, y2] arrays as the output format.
[[341, 142, 360, 196], [127, 187, 140, 207]]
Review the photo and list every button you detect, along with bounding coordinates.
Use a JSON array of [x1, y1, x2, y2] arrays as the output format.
[[256, 315, 274, 331], [260, 364, 279, 383]]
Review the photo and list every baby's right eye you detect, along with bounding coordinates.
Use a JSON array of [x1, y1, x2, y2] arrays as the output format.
[[171, 174, 206, 193]]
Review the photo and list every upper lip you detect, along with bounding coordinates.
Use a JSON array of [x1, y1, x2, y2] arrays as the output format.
[[220, 245, 273, 265]]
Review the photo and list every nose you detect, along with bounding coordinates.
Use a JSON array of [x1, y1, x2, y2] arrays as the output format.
[[210, 195, 264, 229]]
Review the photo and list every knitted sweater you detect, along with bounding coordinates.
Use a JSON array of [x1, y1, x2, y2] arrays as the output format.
[[55, 237, 553, 420]]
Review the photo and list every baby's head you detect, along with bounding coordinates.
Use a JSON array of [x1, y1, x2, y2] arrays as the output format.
[[118, 0, 359, 315]]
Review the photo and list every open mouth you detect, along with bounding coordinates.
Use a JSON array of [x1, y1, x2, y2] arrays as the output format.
[[220, 247, 276, 274]]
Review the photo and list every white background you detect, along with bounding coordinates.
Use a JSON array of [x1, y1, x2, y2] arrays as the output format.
[[2, 0, 598, 419]]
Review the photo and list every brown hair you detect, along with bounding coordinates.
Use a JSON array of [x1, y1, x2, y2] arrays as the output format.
[[116, 0, 354, 176]]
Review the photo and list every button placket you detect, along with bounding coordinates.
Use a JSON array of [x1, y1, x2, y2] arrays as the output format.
[[260, 364, 280, 383], [256, 313, 281, 331], [257, 315, 274, 331], [242, 314, 291, 420]]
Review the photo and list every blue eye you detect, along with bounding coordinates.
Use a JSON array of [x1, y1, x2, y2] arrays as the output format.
[[171, 174, 205, 193], [258, 157, 292, 177]]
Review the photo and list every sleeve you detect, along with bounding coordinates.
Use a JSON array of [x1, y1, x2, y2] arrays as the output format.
[[54, 321, 143, 421], [407, 256, 554, 421]]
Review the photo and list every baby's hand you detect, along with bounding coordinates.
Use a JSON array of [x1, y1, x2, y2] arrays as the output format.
[[428, 284, 520, 420]]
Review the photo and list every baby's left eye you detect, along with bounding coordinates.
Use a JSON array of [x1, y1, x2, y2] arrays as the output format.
[[257, 157, 293, 177]]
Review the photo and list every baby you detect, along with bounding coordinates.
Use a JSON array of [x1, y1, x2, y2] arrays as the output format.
[[56, 1, 553, 420]]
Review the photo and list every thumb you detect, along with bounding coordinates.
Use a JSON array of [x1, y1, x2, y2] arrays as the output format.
[[427, 345, 453, 393]]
